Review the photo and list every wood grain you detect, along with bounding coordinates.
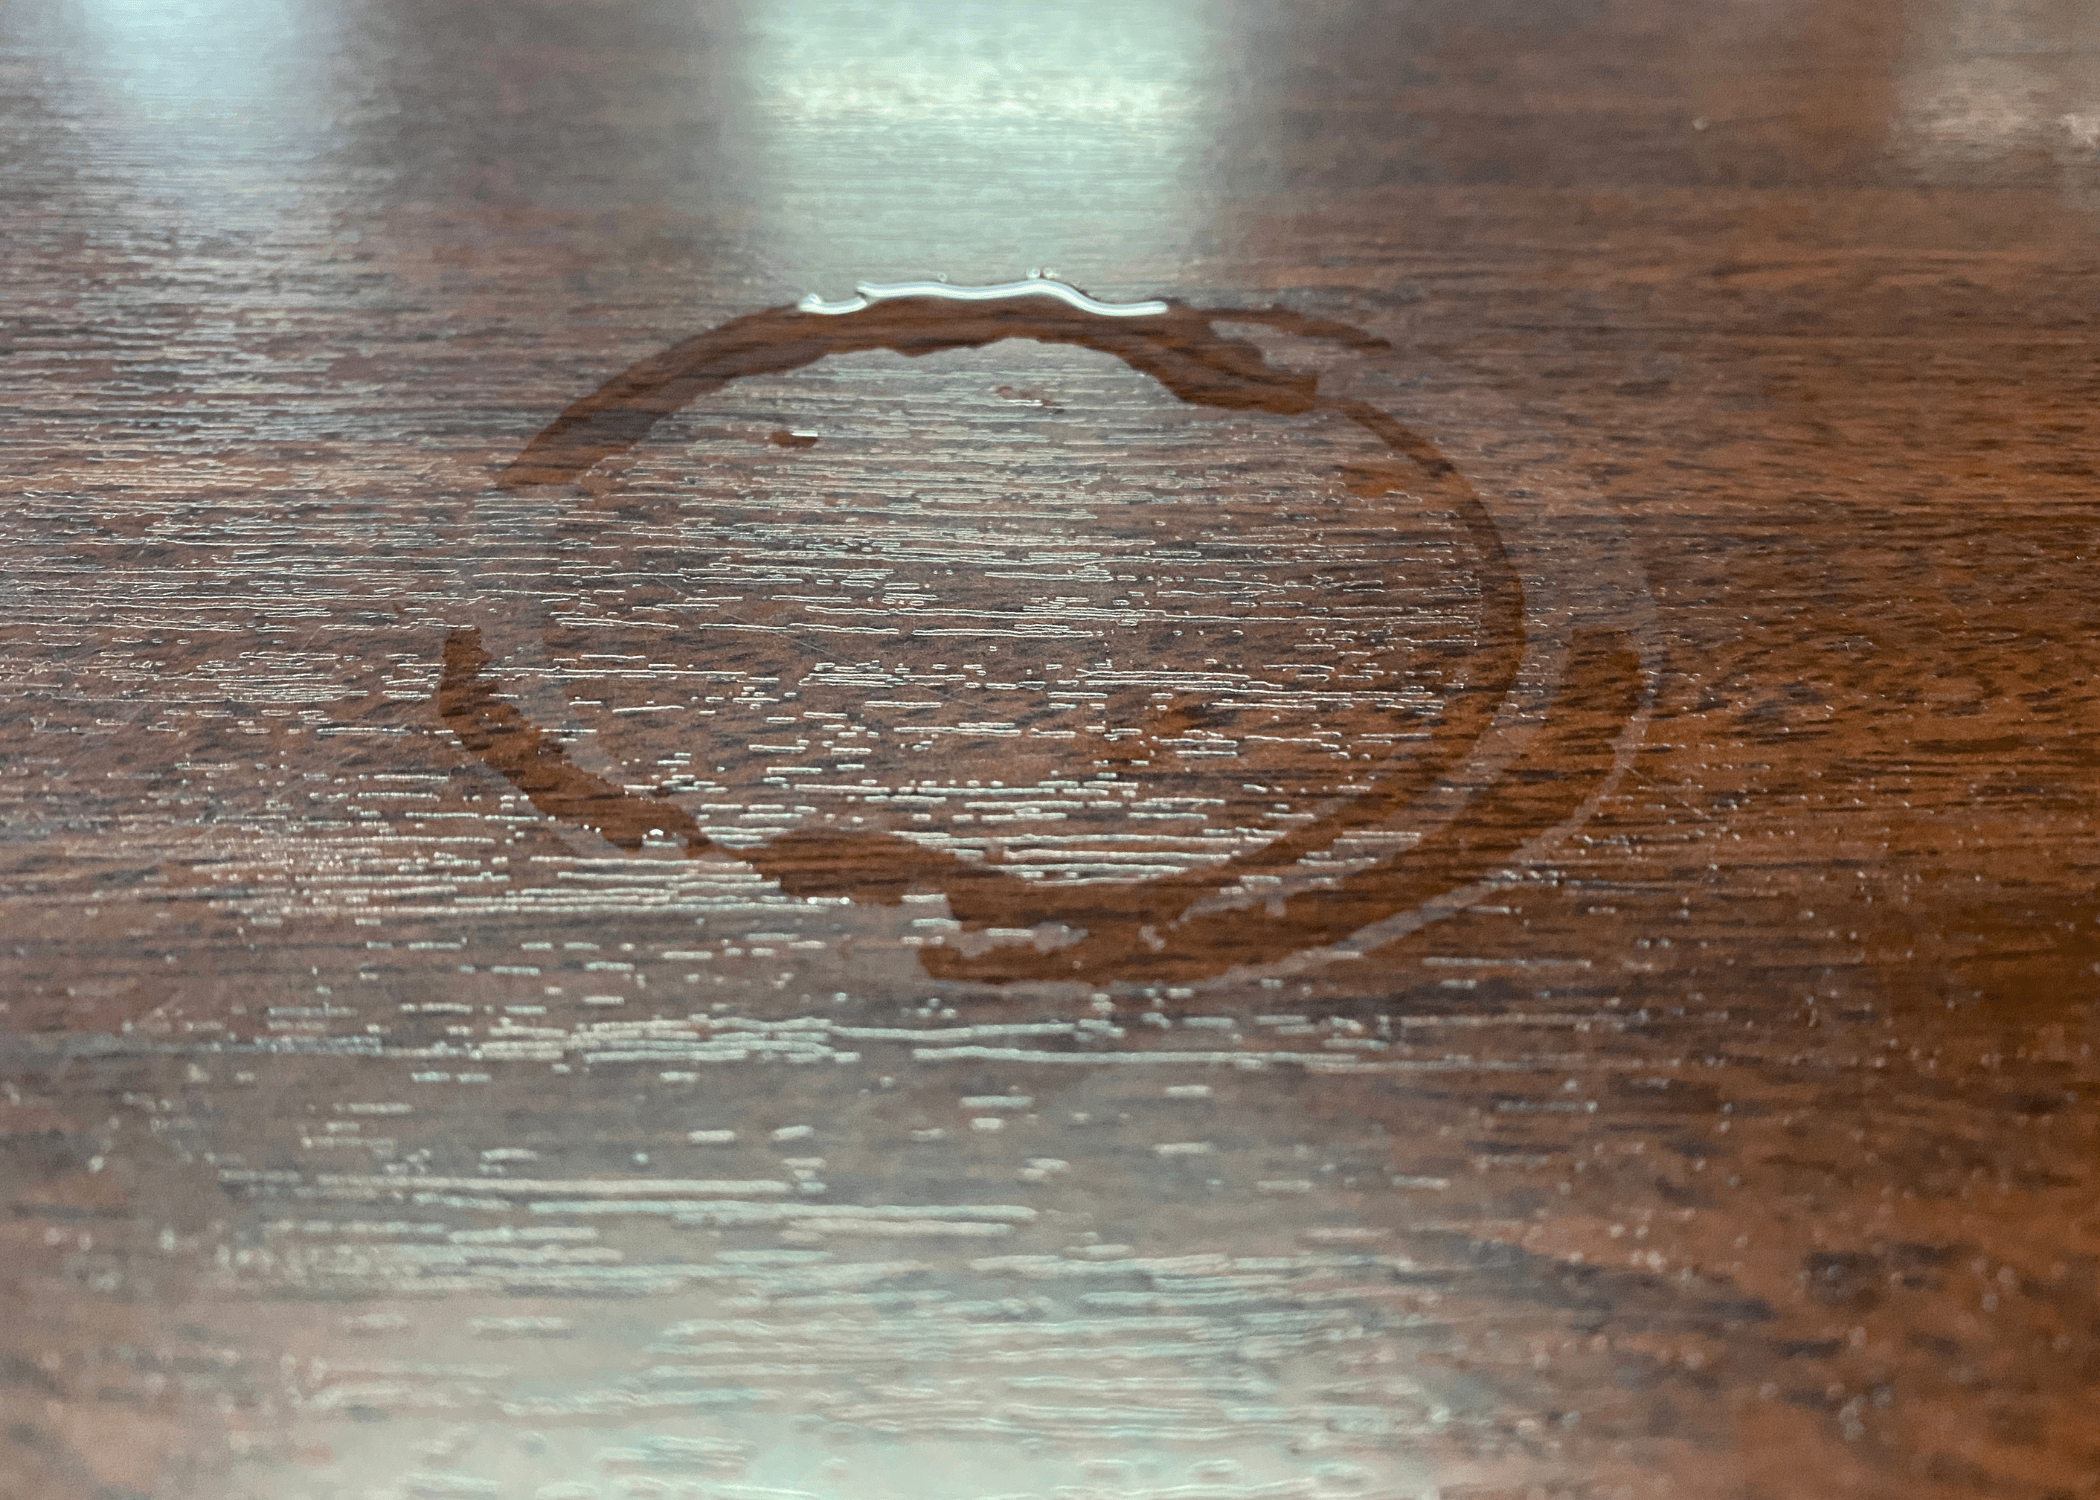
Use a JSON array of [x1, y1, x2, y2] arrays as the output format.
[[1, 2, 2095, 1498]]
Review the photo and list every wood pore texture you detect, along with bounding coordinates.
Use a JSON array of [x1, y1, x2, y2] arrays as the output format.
[[1, 2, 2096, 1498]]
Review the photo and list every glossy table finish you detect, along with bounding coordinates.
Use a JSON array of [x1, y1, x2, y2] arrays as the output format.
[[1, 3, 2096, 1498]]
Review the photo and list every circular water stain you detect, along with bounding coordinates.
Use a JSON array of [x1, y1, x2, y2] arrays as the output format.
[[459, 292, 1656, 989]]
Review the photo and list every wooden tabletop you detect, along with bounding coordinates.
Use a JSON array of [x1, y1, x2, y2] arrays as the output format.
[[2, 2, 2095, 1497]]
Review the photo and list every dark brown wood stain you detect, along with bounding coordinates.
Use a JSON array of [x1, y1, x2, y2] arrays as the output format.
[[1, 2, 2095, 1497]]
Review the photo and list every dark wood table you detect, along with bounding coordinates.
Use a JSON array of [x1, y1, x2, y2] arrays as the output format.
[[3, 3, 2095, 1497]]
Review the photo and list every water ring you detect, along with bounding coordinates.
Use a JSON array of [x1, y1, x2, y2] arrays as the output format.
[[448, 280, 1658, 991]]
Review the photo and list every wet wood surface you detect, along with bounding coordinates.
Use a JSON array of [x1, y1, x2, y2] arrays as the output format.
[[2, 2, 2096, 1498]]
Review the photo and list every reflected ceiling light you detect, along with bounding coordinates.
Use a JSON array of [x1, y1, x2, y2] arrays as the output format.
[[747, 0, 1201, 123]]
